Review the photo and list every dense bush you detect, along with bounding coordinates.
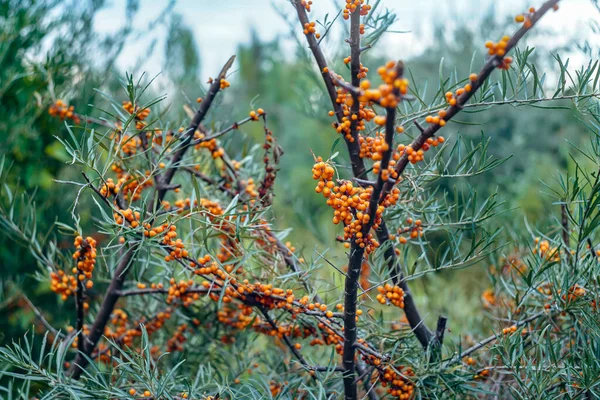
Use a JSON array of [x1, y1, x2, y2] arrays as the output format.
[[1, 0, 600, 399]]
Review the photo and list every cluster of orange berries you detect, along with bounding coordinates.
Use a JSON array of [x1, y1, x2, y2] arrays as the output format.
[[162, 225, 190, 262], [114, 208, 141, 228], [343, 0, 371, 20], [502, 324, 518, 335], [167, 279, 204, 306], [563, 284, 586, 302], [244, 178, 258, 199], [115, 133, 142, 155], [533, 238, 560, 262], [122, 101, 150, 130], [270, 381, 282, 397], [515, 7, 536, 28], [107, 164, 153, 201], [485, 36, 510, 57], [220, 78, 230, 90], [193, 129, 225, 159], [359, 132, 389, 159], [312, 158, 401, 252], [372, 61, 409, 108], [99, 178, 118, 198], [300, 0, 312, 12], [143, 308, 173, 336], [73, 235, 97, 284], [302, 21, 320, 38], [218, 305, 255, 331], [48, 100, 81, 124], [442, 73, 477, 108], [397, 218, 424, 243], [464, 356, 477, 366], [50, 236, 97, 300], [99, 308, 174, 358], [484, 36, 513, 70], [473, 368, 490, 380], [376, 284, 405, 308], [481, 288, 496, 309], [141, 222, 167, 239], [50, 270, 78, 301], [248, 108, 265, 121], [377, 366, 415, 399], [330, 76, 375, 142], [124, 173, 153, 201], [397, 141, 435, 166], [166, 323, 191, 352]]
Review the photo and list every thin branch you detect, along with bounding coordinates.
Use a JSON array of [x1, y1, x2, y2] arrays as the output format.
[[293, 0, 367, 179], [458, 311, 547, 359], [258, 306, 315, 376], [190, 116, 253, 145], [156, 55, 236, 206], [182, 166, 236, 197], [375, 224, 434, 348], [22, 294, 64, 339]]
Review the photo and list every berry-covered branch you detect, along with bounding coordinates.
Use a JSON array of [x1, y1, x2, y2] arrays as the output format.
[[381, 0, 561, 199]]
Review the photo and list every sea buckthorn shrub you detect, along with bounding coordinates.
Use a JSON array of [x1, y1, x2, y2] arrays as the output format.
[[1, 0, 600, 399]]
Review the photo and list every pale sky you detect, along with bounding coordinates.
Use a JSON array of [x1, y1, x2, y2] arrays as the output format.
[[93, 0, 598, 83]]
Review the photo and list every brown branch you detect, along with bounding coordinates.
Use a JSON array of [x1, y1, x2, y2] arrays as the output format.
[[22, 294, 64, 339], [381, 0, 561, 200], [429, 315, 448, 362], [156, 55, 236, 206], [434, 315, 448, 346], [356, 362, 380, 400], [342, 6, 366, 397], [190, 116, 253, 145], [293, 0, 367, 179], [75, 265, 85, 353], [375, 224, 434, 348], [458, 310, 547, 359], [561, 203, 569, 246], [182, 166, 236, 197], [258, 306, 315, 376], [116, 288, 168, 296]]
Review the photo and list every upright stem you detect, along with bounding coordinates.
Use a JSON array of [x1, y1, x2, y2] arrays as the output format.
[[341, 8, 364, 400], [69, 246, 136, 379], [75, 270, 85, 354]]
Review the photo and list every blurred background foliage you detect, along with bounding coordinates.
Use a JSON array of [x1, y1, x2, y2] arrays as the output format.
[[0, 0, 593, 347]]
